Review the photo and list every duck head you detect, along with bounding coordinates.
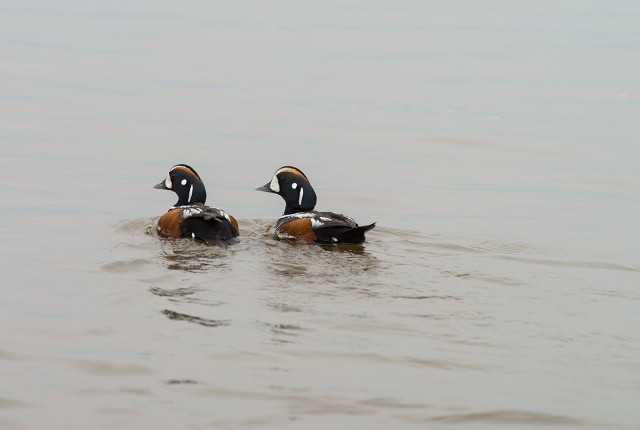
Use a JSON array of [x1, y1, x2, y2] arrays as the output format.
[[154, 164, 207, 207], [256, 166, 317, 215]]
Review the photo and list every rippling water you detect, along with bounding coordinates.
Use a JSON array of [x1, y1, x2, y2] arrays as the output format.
[[2, 1, 640, 429]]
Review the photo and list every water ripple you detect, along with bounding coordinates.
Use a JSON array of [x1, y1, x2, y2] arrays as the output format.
[[430, 409, 585, 426], [161, 309, 230, 328]]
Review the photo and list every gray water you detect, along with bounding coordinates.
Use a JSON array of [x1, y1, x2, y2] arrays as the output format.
[[1, 1, 639, 429]]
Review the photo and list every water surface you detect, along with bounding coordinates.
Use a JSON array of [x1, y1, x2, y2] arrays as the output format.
[[1, 1, 639, 429]]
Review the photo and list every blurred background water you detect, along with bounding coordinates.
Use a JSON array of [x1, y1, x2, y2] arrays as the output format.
[[1, 1, 639, 429]]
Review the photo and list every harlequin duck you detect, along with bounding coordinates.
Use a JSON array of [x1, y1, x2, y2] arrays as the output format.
[[153, 164, 239, 245], [256, 166, 375, 244]]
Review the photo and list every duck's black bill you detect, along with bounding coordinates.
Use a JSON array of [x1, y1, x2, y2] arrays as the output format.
[[255, 183, 273, 193], [154, 181, 168, 190]]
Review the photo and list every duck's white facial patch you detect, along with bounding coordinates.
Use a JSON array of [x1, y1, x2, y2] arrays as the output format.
[[291, 182, 297, 190], [188, 185, 193, 202], [269, 175, 280, 193], [164, 173, 172, 189], [191, 233, 195, 239], [298, 187, 304, 206], [181, 179, 187, 186]]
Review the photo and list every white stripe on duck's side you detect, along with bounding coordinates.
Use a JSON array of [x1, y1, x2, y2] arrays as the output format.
[[276, 212, 335, 230], [280, 213, 308, 219], [279, 213, 332, 222], [181, 206, 202, 218], [310, 218, 325, 228]]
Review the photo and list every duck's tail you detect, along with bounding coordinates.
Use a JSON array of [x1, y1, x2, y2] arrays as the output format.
[[335, 222, 376, 244]]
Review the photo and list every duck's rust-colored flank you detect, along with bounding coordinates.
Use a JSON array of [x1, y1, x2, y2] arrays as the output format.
[[277, 218, 317, 243], [157, 208, 182, 238]]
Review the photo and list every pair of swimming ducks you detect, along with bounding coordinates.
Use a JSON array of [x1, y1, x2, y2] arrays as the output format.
[[154, 164, 375, 246]]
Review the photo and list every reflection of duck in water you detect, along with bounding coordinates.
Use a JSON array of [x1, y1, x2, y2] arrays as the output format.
[[256, 166, 375, 244], [153, 164, 239, 246]]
